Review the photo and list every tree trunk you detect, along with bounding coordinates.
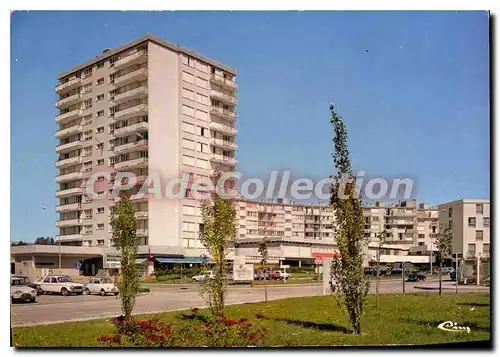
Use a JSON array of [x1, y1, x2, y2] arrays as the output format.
[[217, 257, 225, 313], [264, 266, 268, 303], [352, 319, 361, 334]]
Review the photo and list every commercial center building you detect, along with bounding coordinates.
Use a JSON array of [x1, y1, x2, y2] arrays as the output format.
[[11, 35, 490, 279]]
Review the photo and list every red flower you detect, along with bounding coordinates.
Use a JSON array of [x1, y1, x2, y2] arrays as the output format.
[[217, 311, 226, 318], [225, 319, 238, 326], [238, 318, 248, 323], [163, 327, 172, 337], [255, 312, 265, 319], [145, 334, 163, 343], [261, 327, 268, 333], [97, 335, 120, 344], [204, 329, 212, 336], [137, 320, 159, 332], [190, 307, 200, 314], [247, 333, 257, 340], [241, 323, 252, 330]]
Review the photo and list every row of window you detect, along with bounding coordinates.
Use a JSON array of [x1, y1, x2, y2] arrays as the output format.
[[468, 243, 490, 254], [449, 204, 485, 218], [468, 216, 490, 227]]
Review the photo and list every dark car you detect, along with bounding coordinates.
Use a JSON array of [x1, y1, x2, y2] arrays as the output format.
[[253, 270, 270, 280], [406, 272, 426, 282], [364, 268, 377, 276]]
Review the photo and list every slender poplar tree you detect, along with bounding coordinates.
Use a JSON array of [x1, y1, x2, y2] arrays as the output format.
[[199, 180, 237, 316], [328, 104, 370, 334], [436, 226, 452, 295], [258, 237, 269, 303], [111, 191, 139, 320]]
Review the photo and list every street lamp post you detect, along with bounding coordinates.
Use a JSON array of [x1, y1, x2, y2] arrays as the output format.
[[476, 253, 481, 286]]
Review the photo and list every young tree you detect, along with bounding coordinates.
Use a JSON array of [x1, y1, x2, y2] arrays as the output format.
[[111, 191, 139, 320], [328, 104, 370, 334], [436, 226, 452, 295], [375, 230, 387, 309], [199, 184, 237, 316], [258, 236, 269, 303]]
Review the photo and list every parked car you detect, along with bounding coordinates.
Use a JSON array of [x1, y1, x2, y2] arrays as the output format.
[[252, 270, 269, 280], [39, 275, 84, 296], [364, 268, 378, 276], [406, 271, 426, 282], [11, 277, 37, 303], [434, 267, 454, 275], [270, 270, 291, 280], [192, 271, 215, 282], [253, 270, 268, 280], [11, 275, 43, 296], [84, 277, 119, 296]]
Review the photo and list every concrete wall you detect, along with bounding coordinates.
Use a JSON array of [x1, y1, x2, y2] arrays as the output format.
[[14, 257, 81, 281], [147, 42, 181, 248]]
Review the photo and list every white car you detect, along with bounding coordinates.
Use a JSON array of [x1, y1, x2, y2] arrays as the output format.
[[192, 271, 215, 282], [11, 277, 37, 303], [39, 275, 84, 296], [84, 277, 119, 296]]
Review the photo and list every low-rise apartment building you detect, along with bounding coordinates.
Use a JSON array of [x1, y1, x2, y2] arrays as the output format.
[[362, 200, 438, 265], [437, 199, 490, 260], [235, 199, 336, 266], [437, 199, 490, 279]]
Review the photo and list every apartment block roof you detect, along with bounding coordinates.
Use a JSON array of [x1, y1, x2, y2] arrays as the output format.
[[57, 34, 236, 80], [437, 198, 490, 207]]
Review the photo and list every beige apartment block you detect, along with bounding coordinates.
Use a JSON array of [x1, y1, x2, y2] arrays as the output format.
[[362, 200, 438, 265], [437, 199, 490, 260], [410, 203, 439, 255], [55, 35, 238, 256], [362, 200, 418, 244], [234, 199, 337, 265]]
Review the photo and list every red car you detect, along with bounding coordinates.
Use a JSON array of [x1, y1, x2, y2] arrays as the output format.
[[270, 270, 291, 280]]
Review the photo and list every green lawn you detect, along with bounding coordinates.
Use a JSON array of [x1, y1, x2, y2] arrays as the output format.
[[12, 293, 490, 347]]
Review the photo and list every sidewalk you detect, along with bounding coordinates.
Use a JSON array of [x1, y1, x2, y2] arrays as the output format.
[[414, 282, 490, 291]]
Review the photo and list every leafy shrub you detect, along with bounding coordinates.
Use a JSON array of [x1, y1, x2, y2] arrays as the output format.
[[288, 266, 314, 274]]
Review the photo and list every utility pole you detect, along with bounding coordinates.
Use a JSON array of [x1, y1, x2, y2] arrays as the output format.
[[429, 244, 433, 274], [376, 246, 380, 306], [402, 262, 406, 294], [455, 253, 459, 294]]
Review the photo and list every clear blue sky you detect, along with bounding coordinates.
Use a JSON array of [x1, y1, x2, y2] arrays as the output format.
[[11, 11, 490, 241]]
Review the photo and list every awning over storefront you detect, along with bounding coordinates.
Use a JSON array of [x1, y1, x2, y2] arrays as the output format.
[[155, 257, 213, 264]]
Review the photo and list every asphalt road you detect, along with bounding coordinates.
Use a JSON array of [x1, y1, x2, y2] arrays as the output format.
[[11, 279, 489, 327]]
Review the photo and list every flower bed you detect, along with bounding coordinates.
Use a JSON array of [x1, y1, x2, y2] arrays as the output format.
[[97, 309, 268, 347]]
